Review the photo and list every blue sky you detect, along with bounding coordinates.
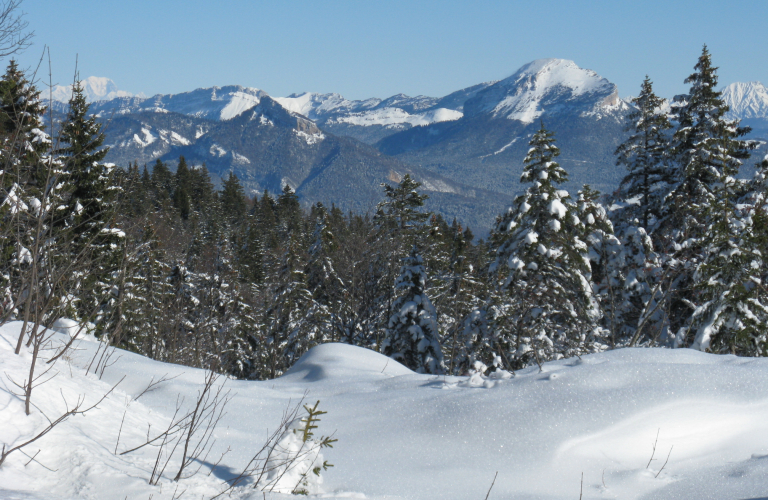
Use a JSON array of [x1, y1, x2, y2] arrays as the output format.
[[15, 0, 768, 101]]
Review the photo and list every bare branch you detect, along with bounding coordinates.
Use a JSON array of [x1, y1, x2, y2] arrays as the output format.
[[0, 375, 124, 467]]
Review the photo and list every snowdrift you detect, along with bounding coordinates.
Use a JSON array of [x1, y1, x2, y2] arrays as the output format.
[[2, 321, 768, 499]]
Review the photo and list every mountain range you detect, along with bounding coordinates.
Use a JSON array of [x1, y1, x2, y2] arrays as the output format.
[[48, 61, 768, 233]]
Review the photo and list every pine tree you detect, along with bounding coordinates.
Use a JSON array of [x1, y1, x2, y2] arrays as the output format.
[[382, 245, 445, 374], [173, 156, 192, 220], [663, 46, 754, 340], [614, 76, 674, 231], [220, 172, 248, 225], [306, 203, 346, 342], [488, 123, 600, 369], [57, 77, 123, 334], [684, 156, 767, 354]]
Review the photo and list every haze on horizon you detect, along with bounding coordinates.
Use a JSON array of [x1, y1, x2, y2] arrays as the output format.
[[15, 0, 768, 102]]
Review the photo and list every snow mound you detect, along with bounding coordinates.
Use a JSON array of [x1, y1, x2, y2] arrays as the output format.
[[5, 322, 768, 499], [282, 343, 413, 382]]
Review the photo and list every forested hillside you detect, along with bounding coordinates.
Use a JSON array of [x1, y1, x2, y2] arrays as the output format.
[[3, 46, 768, 390]]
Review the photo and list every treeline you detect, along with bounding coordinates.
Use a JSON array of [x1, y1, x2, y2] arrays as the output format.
[[3, 46, 768, 380]]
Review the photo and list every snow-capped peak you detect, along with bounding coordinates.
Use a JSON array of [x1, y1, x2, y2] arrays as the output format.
[[722, 81, 768, 120], [464, 58, 618, 123], [50, 76, 140, 103], [274, 92, 357, 119]]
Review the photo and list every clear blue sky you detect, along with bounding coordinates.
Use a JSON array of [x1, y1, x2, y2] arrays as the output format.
[[14, 0, 768, 101]]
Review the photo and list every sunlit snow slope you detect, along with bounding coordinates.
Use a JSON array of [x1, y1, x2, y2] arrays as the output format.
[[2, 322, 768, 499]]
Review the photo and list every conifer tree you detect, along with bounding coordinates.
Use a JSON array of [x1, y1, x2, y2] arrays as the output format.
[[614, 76, 674, 231], [220, 172, 248, 225], [306, 203, 347, 342], [488, 123, 600, 369], [0, 59, 47, 171], [57, 77, 123, 333], [686, 170, 768, 355], [382, 245, 445, 374], [121, 223, 174, 358], [663, 46, 753, 338], [173, 156, 192, 220], [370, 174, 431, 347], [263, 234, 317, 378]]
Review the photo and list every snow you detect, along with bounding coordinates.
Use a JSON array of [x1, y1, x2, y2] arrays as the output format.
[[219, 91, 262, 121], [133, 128, 156, 147], [232, 152, 251, 164], [50, 77, 140, 103], [549, 198, 567, 218], [158, 129, 191, 146], [331, 107, 461, 128], [419, 179, 458, 194], [4, 322, 768, 499], [722, 81, 768, 120], [209, 144, 227, 157], [470, 59, 617, 123], [296, 130, 326, 145]]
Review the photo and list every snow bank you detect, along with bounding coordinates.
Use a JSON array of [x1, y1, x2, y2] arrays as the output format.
[[3, 322, 768, 499]]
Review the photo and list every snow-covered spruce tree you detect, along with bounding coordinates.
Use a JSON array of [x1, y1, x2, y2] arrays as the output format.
[[684, 158, 768, 355], [488, 124, 600, 369], [306, 202, 347, 343], [663, 46, 753, 341], [0, 59, 52, 320], [120, 222, 175, 359], [578, 186, 662, 347], [56, 78, 124, 334], [613, 76, 674, 232], [262, 234, 321, 378], [367, 174, 431, 348], [382, 245, 445, 374], [428, 219, 487, 374]]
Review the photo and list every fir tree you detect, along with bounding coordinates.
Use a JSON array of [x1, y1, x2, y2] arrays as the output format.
[[664, 46, 754, 339], [683, 157, 768, 354], [614, 76, 674, 231], [220, 172, 248, 225], [173, 156, 192, 220], [57, 77, 123, 333], [382, 245, 445, 374], [488, 123, 600, 369]]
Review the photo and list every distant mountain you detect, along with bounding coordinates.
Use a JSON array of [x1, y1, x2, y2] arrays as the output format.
[[99, 94, 508, 232], [722, 81, 768, 140], [86, 85, 267, 121], [62, 63, 768, 233], [274, 82, 495, 145], [376, 59, 631, 197], [50, 76, 141, 103]]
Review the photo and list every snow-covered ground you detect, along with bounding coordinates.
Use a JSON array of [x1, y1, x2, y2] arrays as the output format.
[[2, 321, 768, 499]]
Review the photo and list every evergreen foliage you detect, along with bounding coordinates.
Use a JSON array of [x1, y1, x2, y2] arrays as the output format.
[[613, 76, 674, 231], [488, 124, 600, 369], [382, 245, 445, 374]]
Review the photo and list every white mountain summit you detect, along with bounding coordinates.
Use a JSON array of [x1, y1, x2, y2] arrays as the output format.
[[464, 58, 621, 123], [722, 81, 768, 120], [50, 76, 141, 103]]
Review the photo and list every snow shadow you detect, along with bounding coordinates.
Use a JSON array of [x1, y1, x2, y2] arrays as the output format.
[[195, 458, 252, 486]]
